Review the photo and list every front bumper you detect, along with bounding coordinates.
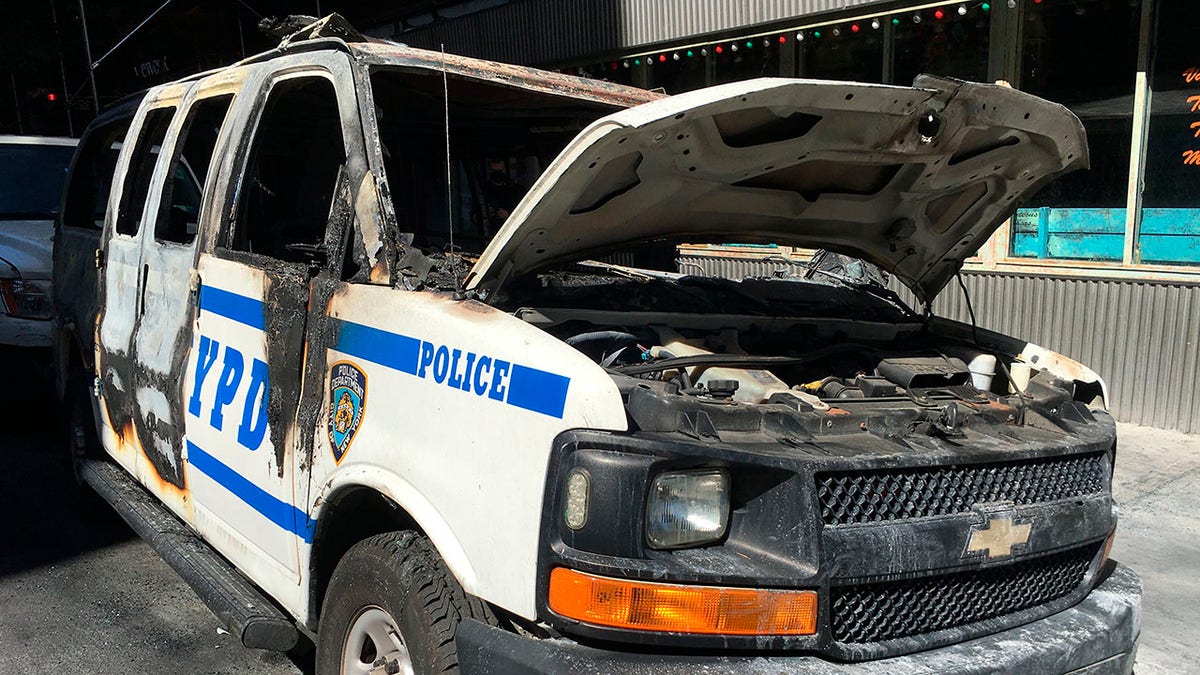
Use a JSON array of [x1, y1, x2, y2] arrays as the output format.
[[459, 561, 1140, 675]]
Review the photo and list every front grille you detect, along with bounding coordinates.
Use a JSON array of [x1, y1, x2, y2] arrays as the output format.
[[831, 543, 1097, 644], [817, 452, 1107, 526]]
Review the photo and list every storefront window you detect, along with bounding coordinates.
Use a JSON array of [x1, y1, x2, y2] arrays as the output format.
[[1139, 1, 1200, 265], [712, 38, 784, 85], [803, 24, 884, 83], [892, 6, 990, 86], [1012, 0, 1141, 261]]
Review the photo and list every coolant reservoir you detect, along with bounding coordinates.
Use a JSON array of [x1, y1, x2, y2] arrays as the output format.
[[653, 327, 792, 404], [967, 354, 997, 392]]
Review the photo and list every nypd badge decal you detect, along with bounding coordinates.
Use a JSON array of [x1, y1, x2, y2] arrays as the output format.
[[329, 361, 367, 462]]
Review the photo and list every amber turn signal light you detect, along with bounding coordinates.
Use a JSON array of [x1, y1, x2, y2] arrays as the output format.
[[547, 567, 818, 636]]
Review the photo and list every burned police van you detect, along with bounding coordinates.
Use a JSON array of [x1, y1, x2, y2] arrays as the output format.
[[56, 15, 1138, 675]]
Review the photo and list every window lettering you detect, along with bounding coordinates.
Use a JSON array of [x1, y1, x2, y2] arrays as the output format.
[[1182, 76, 1200, 167]]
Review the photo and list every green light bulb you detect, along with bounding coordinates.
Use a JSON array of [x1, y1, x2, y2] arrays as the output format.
[[686, 50, 694, 58]]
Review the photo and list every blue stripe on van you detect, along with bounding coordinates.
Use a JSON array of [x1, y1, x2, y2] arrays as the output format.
[[330, 318, 571, 419], [186, 440, 315, 543], [197, 286, 266, 330], [332, 319, 421, 375], [506, 364, 570, 419]]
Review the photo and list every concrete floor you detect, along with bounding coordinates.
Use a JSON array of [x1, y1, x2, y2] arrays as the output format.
[[0, 358, 301, 675], [1110, 423, 1200, 675]]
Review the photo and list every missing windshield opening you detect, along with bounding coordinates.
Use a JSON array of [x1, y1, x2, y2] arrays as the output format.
[[368, 67, 622, 255]]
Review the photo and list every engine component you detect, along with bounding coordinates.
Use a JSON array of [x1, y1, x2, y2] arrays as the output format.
[[705, 379, 740, 399], [877, 356, 969, 389], [967, 353, 998, 391], [1009, 361, 1033, 392], [652, 327, 793, 405], [566, 330, 642, 365], [855, 376, 901, 397], [768, 390, 830, 412], [819, 379, 865, 399]]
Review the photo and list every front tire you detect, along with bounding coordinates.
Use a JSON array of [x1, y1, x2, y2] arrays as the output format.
[[315, 531, 496, 675]]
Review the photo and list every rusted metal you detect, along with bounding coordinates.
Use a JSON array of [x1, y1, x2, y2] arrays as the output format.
[[353, 42, 665, 110]]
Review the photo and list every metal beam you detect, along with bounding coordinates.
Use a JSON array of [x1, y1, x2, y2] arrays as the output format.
[[1123, 0, 1157, 266], [76, 0, 100, 115]]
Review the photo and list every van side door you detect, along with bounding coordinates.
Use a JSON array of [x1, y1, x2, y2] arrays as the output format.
[[132, 85, 236, 510], [96, 92, 182, 485], [54, 106, 136, 379]]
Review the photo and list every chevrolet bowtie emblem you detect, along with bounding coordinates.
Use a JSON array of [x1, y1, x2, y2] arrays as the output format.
[[965, 513, 1032, 559]]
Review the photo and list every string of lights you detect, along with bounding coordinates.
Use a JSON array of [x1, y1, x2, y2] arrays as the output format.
[[561, 1, 999, 77]]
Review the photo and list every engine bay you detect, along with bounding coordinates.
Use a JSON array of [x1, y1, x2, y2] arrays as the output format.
[[500, 269, 1106, 447]]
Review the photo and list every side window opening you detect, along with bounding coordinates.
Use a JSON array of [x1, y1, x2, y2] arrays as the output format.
[[114, 106, 176, 237], [232, 76, 344, 263], [155, 94, 233, 245], [62, 116, 133, 230]]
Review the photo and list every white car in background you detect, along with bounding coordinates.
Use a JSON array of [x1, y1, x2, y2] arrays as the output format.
[[0, 134, 77, 348]]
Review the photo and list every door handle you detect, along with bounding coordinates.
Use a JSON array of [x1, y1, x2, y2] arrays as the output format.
[[138, 263, 149, 317], [191, 274, 202, 310]]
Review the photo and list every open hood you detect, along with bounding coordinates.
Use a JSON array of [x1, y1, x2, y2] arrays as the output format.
[[464, 75, 1087, 302]]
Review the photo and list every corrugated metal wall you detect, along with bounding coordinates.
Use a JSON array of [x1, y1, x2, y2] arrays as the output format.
[[677, 253, 807, 279], [680, 254, 1200, 434], [618, 0, 882, 48], [386, 0, 885, 65]]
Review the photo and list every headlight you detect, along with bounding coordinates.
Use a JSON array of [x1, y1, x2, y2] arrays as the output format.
[[0, 278, 52, 319], [646, 469, 730, 549]]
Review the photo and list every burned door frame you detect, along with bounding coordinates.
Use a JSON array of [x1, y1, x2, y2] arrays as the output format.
[[53, 104, 138, 396], [182, 51, 375, 606], [95, 83, 189, 493], [127, 74, 243, 520]]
